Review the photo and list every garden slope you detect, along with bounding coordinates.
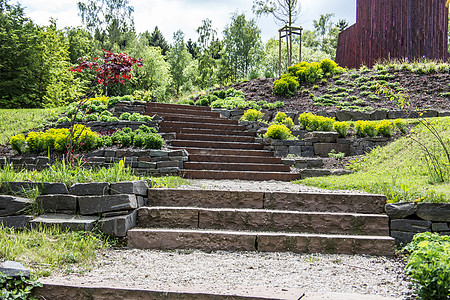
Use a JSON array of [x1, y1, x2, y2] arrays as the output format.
[[229, 70, 450, 113]]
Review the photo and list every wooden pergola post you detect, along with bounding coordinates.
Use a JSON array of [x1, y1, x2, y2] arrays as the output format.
[[278, 26, 303, 77]]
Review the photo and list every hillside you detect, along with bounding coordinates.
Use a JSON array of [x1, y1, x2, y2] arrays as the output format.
[[230, 66, 450, 113]]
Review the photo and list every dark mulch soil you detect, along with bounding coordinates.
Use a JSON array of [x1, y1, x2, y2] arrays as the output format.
[[229, 70, 450, 113]]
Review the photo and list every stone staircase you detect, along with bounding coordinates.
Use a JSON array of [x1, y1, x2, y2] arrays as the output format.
[[127, 188, 395, 256], [145, 102, 300, 181]]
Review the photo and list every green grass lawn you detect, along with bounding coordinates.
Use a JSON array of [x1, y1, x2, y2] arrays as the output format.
[[296, 117, 450, 203], [0, 107, 64, 145]]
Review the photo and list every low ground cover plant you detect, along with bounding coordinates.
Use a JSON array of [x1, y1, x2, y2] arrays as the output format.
[[403, 232, 450, 300]]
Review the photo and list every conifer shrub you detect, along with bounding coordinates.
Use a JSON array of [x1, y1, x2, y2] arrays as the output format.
[[265, 124, 292, 140], [240, 109, 264, 122]]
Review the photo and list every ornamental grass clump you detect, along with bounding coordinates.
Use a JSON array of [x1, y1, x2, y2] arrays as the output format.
[[333, 121, 350, 137]]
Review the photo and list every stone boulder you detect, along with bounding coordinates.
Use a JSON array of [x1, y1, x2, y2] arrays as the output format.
[[0, 195, 32, 216]]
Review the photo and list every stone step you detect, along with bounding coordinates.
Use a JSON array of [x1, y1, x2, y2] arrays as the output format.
[[183, 162, 291, 172], [160, 121, 246, 131], [176, 133, 255, 143], [161, 115, 238, 125], [171, 140, 264, 150], [145, 107, 221, 118], [127, 228, 395, 256], [137, 207, 390, 236], [189, 154, 282, 164], [179, 170, 301, 181], [148, 189, 386, 214], [162, 127, 256, 136], [146, 102, 211, 111], [169, 147, 274, 157], [30, 214, 99, 231]]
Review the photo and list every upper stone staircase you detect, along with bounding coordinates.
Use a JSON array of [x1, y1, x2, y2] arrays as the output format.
[[145, 102, 301, 181]]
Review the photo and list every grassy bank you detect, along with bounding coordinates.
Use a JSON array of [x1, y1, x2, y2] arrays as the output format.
[[0, 108, 64, 145], [296, 117, 450, 203]]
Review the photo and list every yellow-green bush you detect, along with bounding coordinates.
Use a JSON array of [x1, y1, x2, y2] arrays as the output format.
[[376, 120, 394, 137], [333, 121, 350, 137], [355, 120, 378, 137], [22, 126, 98, 153], [393, 118, 408, 133], [9, 134, 27, 154], [298, 112, 335, 131], [273, 75, 299, 96], [283, 117, 294, 129], [265, 124, 292, 140], [240, 109, 264, 122], [274, 112, 287, 123]]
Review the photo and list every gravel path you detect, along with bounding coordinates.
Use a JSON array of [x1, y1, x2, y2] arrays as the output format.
[[173, 179, 371, 194], [48, 249, 412, 299], [47, 180, 411, 299]]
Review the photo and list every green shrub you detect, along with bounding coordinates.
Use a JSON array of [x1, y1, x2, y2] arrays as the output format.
[[265, 124, 291, 140], [85, 114, 98, 122], [376, 120, 393, 137], [120, 113, 131, 120], [273, 75, 299, 96], [138, 124, 157, 133], [298, 112, 335, 131], [274, 112, 287, 123], [262, 101, 285, 109], [210, 97, 260, 110], [143, 133, 163, 149], [99, 115, 109, 122], [283, 117, 294, 129], [57, 117, 70, 124], [333, 121, 350, 137], [240, 109, 264, 122], [320, 58, 338, 74], [403, 232, 450, 300], [10, 134, 27, 154], [121, 95, 133, 102], [128, 113, 142, 122], [196, 94, 219, 106], [355, 120, 378, 137]]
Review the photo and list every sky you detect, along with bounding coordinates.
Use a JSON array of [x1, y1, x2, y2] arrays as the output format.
[[16, 0, 357, 42]]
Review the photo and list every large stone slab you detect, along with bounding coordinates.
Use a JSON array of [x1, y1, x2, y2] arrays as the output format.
[[198, 209, 389, 236], [30, 214, 99, 231], [137, 207, 198, 228], [127, 229, 256, 252], [264, 192, 386, 214], [385, 202, 416, 219], [148, 189, 264, 209], [0, 195, 32, 216], [415, 203, 450, 222], [390, 219, 432, 233], [313, 143, 351, 157], [99, 210, 137, 237], [391, 231, 417, 248], [110, 181, 149, 196], [256, 233, 395, 256], [69, 182, 110, 196], [0, 215, 33, 229], [37, 195, 78, 213], [78, 195, 137, 215], [0, 182, 68, 195], [304, 132, 340, 143], [0, 261, 30, 277]]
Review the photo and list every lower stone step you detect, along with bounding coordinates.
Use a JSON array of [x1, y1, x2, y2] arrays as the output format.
[[171, 140, 264, 150], [183, 162, 291, 172], [127, 228, 395, 256], [179, 170, 301, 181], [137, 207, 390, 236], [161, 127, 256, 137], [170, 147, 274, 157], [189, 154, 282, 164], [30, 214, 99, 231], [176, 133, 255, 143]]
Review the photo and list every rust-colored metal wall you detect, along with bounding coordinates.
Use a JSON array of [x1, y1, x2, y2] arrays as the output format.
[[335, 0, 449, 68]]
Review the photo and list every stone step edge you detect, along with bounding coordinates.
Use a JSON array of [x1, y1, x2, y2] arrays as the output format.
[[169, 147, 273, 155], [172, 140, 263, 146], [35, 280, 304, 300], [183, 162, 290, 168], [161, 120, 244, 127], [127, 228, 395, 256], [139, 206, 388, 218], [146, 102, 212, 111], [176, 133, 255, 139]]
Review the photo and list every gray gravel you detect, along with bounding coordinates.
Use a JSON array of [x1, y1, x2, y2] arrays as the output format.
[[175, 179, 372, 194], [49, 249, 412, 299]]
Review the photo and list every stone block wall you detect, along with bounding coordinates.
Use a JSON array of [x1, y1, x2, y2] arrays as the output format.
[[0, 180, 152, 237], [112, 100, 146, 115], [1, 149, 187, 176], [386, 202, 450, 247], [218, 108, 450, 122], [255, 131, 390, 158]]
